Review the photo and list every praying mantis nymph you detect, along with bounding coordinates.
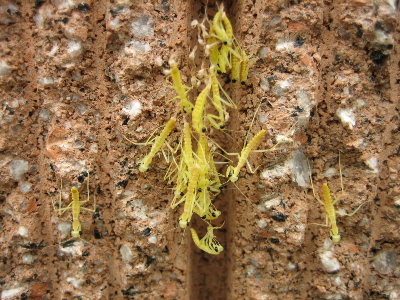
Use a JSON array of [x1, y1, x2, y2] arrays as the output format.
[[124, 117, 176, 172], [226, 129, 267, 182], [52, 173, 96, 240], [169, 61, 194, 114], [179, 164, 201, 228], [309, 155, 368, 243], [190, 223, 224, 255], [192, 82, 212, 134]]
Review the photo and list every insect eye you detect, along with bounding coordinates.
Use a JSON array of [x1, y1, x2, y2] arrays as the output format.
[[241, 81, 246, 85], [212, 213, 216, 217], [202, 127, 207, 133], [223, 41, 228, 45], [219, 124, 225, 129], [207, 187, 210, 191], [217, 70, 222, 75], [231, 79, 237, 83], [198, 188, 202, 192], [214, 247, 218, 251], [201, 215, 206, 219]]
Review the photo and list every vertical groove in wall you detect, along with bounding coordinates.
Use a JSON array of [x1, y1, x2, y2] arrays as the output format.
[[19, 2, 60, 298], [225, 1, 245, 299], [184, 1, 235, 299], [91, 1, 114, 298]]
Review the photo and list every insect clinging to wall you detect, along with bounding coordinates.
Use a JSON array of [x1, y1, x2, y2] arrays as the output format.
[[168, 60, 194, 114], [309, 155, 367, 243], [192, 81, 212, 134], [179, 164, 201, 228], [124, 117, 177, 172], [190, 223, 224, 255], [52, 172, 96, 240], [225, 129, 267, 182]]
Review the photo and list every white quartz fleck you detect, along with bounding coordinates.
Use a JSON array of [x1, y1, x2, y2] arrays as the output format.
[[123, 100, 142, 117], [336, 108, 356, 130], [365, 157, 379, 173]]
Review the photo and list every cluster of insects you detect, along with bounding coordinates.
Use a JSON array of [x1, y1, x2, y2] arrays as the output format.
[[129, 5, 264, 255]]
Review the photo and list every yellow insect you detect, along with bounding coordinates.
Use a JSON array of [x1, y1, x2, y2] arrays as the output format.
[[190, 223, 224, 255], [309, 156, 367, 243], [312, 182, 341, 243], [221, 11, 234, 42], [196, 132, 222, 192], [179, 164, 201, 228], [210, 9, 229, 45], [207, 67, 237, 130], [52, 173, 96, 240], [125, 117, 176, 172], [169, 61, 194, 114], [226, 129, 267, 182], [169, 124, 194, 210], [239, 49, 249, 85], [218, 45, 232, 73], [192, 82, 212, 134], [194, 188, 221, 220], [231, 46, 241, 83], [170, 156, 189, 210], [205, 5, 237, 74], [182, 122, 194, 169]]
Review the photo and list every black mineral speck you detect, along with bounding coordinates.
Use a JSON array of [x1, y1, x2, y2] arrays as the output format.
[[370, 50, 389, 66], [116, 180, 129, 188], [122, 115, 130, 125], [141, 227, 152, 236], [77, 3, 90, 13], [35, 0, 45, 8], [272, 212, 288, 222], [5, 106, 14, 115], [294, 36, 306, 47], [122, 285, 137, 296], [356, 26, 363, 38], [94, 229, 102, 239], [145, 255, 156, 267]]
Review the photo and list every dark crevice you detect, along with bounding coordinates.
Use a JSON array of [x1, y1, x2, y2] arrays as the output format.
[[186, 1, 236, 300]]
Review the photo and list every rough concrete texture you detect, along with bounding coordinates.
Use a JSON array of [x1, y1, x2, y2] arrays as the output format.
[[0, 0, 399, 299]]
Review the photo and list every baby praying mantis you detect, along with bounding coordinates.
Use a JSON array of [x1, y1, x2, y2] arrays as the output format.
[[207, 67, 237, 130], [179, 164, 201, 228], [192, 81, 212, 134], [190, 222, 224, 255], [52, 172, 96, 241], [223, 104, 298, 183], [168, 60, 194, 114], [309, 155, 367, 243], [124, 117, 177, 172], [226, 129, 267, 182]]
